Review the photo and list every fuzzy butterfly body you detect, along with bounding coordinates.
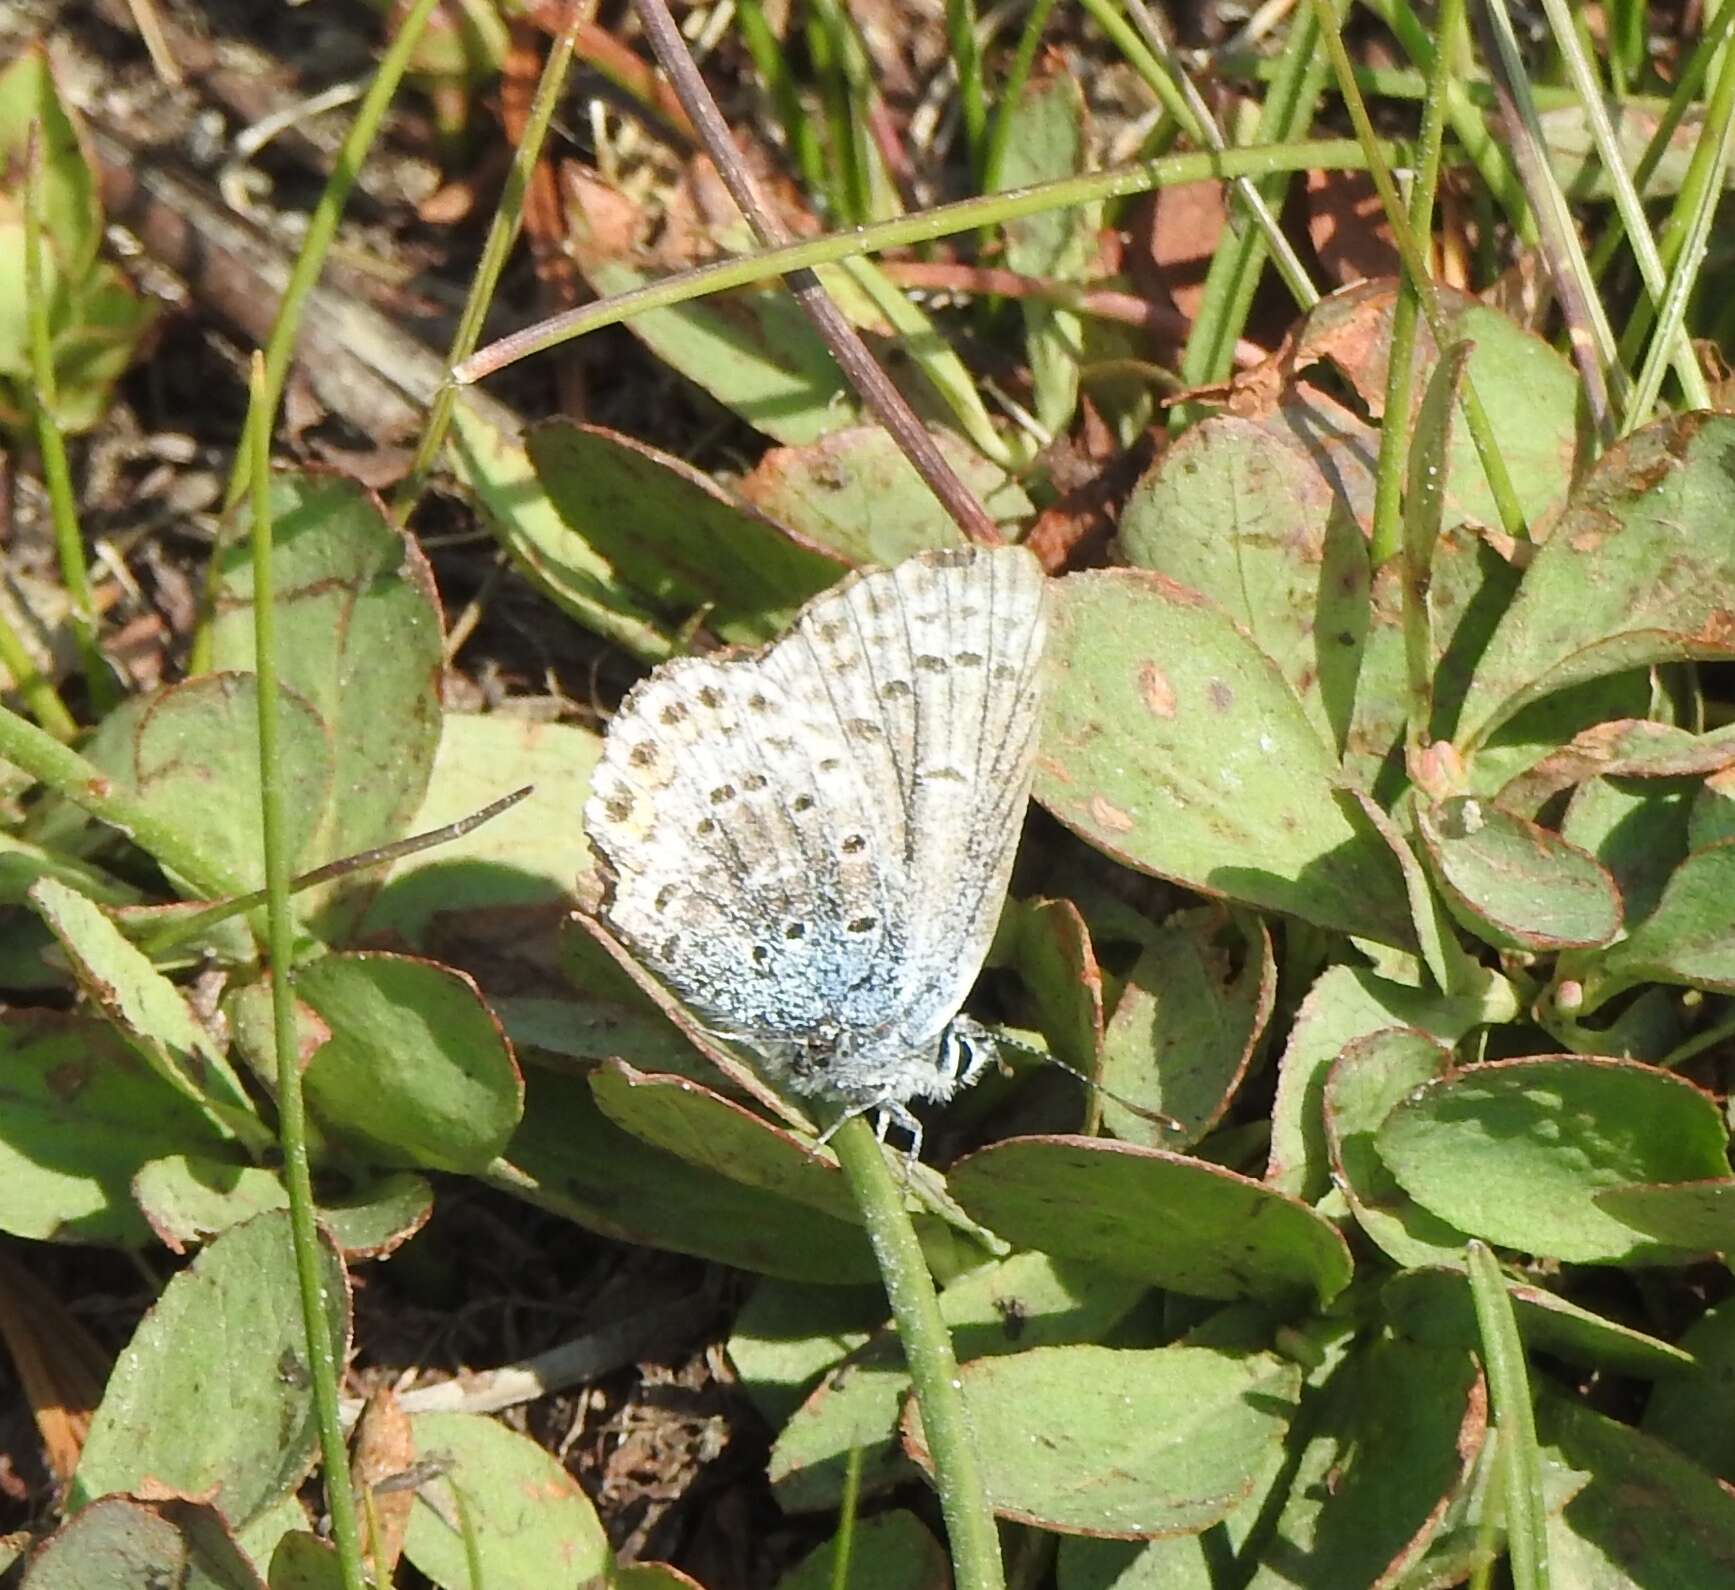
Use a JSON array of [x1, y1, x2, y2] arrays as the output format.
[[583, 544, 1048, 1151]]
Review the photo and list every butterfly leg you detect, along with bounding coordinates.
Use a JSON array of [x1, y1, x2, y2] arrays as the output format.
[[873, 1100, 924, 1165]]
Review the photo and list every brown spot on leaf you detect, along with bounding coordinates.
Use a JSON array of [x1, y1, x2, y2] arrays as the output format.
[[1207, 680, 1234, 712], [1139, 663, 1176, 718], [45, 1061, 88, 1102], [1693, 609, 1735, 648], [1088, 795, 1136, 834]]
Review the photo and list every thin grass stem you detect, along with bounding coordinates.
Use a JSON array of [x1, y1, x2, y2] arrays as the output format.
[[190, 0, 443, 671], [246, 354, 368, 1590], [23, 129, 113, 715], [394, 5, 584, 522]]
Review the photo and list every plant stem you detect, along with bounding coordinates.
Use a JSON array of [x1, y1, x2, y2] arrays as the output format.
[[246, 354, 368, 1590], [1369, 0, 1459, 567], [23, 128, 114, 715], [1624, 42, 1735, 425], [631, 0, 1001, 546], [829, 1118, 1003, 1590], [1538, 0, 1709, 414], [0, 703, 248, 899], [393, 4, 583, 522], [0, 610, 76, 740], [457, 136, 1410, 382], [1467, 1242, 1549, 1589], [191, 0, 443, 672], [1307, 0, 1528, 540]]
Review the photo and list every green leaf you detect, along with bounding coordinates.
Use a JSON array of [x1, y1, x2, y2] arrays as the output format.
[[1455, 412, 1735, 751], [21, 1495, 267, 1590], [235, 1496, 308, 1585], [1382, 1266, 1694, 1379], [446, 399, 675, 662], [917, 1345, 1300, 1538], [770, 1252, 1147, 1513], [775, 1510, 944, 1590], [1496, 718, 1735, 815], [1325, 1028, 1473, 1267], [1005, 895, 1103, 1078], [28, 877, 263, 1143], [1035, 568, 1414, 946], [105, 673, 334, 900], [38, 257, 157, 434], [1559, 774, 1695, 926], [130, 1158, 430, 1261], [359, 712, 603, 949], [589, 1063, 861, 1224], [1376, 1055, 1728, 1263], [500, 1066, 880, 1283], [317, 1170, 433, 1259], [571, 242, 862, 446], [288, 953, 523, 1174], [737, 425, 1031, 565], [0, 47, 99, 277], [1691, 765, 1735, 849], [71, 1209, 349, 1523], [995, 72, 1094, 436], [1642, 1299, 1735, 1481], [1541, 1393, 1735, 1582], [1118, 399, 1376, 755], [403, 1411, 609, 1590], [727, 1279, 884, 1429], [526, 421, 846, 644], [0, 1010, 234, 1245], [1266, 964, 1501, 1200], [1245, 1338, 1482, 1589], [267, 1532, 343, 1589], [1416, 795, 1622, 951], [1594, 1178, 1735, 1252], [495, 993, 716, 1086], [131, 1156, 289, 1253], [1286, 280, 1579, 533], [1583, 840, 1735, 1008], [1100, 907, 1272, 1148], [949, 1135, 1353, 1304], [211, 473, 443, 937]]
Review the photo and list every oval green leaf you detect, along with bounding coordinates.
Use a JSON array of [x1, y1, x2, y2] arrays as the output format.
[[738, 426, 1029, 566], [1456, 412, 1735, 751], [211, 471, 443, 935], [1102, 907, 1272, 1149], [1247, 1337, 1482, 1587], [1376, 1056, 1728, 1262], [294, 953, 523, 1174], [403, 1411, 609, 1590], [1417, 796, 1622, 950], [1035, 569, 1413, 946], [1586, 840, 1735, 1007], [502, 1067, 879, 1284], [1119, 405, 1375, 754], [949, 1135, 1353, 1303], [770, 1251, 1148, 1514], [0, 1010, 234, 1245], [1324, 1028, 1472, 1268], [910, 1344, 1300, 1538], [527, 421, 845, 644], [1381, 1266, 1694, 1379], [71, 1209, 349, 1524]]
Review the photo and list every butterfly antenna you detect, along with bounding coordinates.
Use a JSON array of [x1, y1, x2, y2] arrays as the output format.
[[989, 1027, 1184, 1133]]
